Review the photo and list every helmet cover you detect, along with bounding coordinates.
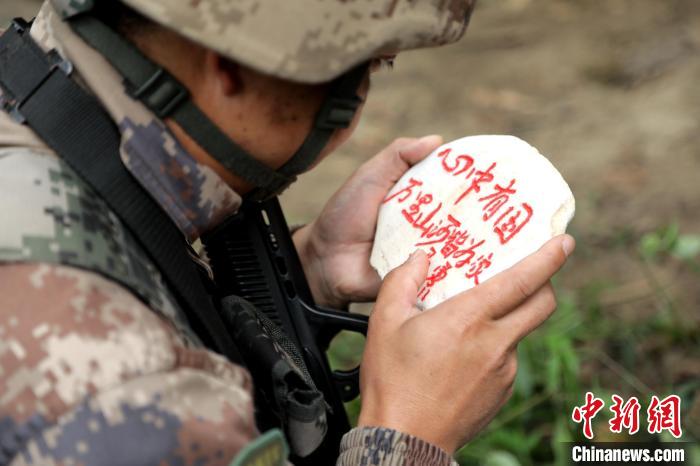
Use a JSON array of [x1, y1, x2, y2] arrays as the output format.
[[105, 0, 475, 83]]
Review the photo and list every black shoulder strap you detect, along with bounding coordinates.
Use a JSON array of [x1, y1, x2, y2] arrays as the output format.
[[0, 19, 242, 364]]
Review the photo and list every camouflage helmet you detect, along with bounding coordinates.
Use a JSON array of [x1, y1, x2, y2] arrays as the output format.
[[112, 0, 476, 84]]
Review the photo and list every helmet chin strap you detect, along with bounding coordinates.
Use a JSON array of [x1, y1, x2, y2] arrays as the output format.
[[58, 7, 366, 201], [273, 65, 367, 179]]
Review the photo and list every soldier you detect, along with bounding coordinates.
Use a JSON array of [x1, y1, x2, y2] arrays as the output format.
[[0, 1, 575, 465]]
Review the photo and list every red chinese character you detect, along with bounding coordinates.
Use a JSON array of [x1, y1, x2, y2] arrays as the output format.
[[426, 263, 453, 288], [402, 192, 434, 224], [452, 237, 485, 269], [479, 179, 517, 221], [415, 204, 443, 234], [417, 262, 453, 301], [454, 162, 497, 205], [609, 395, 641, 435], [493, 202, 533, 244], [647, 395, 682, 438], [464, 252, 493, 285], [436, 148, 475, 176], [572, 392, 605, 440], [440, 229, 471, 259], [383, 177, 423, 204], [417, 285, 430, 301], [416, 215, 462, 246]]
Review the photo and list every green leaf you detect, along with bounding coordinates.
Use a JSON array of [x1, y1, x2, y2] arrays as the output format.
[[661, 222, 680, 249], [552, 418, 574, 466], [639, 222, 681, 259], [545, 335, 563, 392], [559, 339, 580, 395], [639, 232, 662, 259], [515, 344, 534, 398], [672, 234, 700, 260]]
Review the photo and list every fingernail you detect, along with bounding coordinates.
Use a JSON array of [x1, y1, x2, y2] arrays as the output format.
[[419, 134, 442, 142], [403, 135, 442, 153], [402, 139, 424, 153], [561, 235, 575, 257], [419, 134, 443, 146]]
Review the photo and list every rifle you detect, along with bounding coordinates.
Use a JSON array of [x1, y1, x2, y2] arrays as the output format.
[[202, 197, 369, 465]]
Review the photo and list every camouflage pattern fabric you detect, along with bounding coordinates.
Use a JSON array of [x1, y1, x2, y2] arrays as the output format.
[[0, 1, 461, 464], [51, 0, 476, 84], [339, 427, 459, 466], [0, 261, 258, 466], [0, 148, 199, 344], [119, 118, 241, 241]]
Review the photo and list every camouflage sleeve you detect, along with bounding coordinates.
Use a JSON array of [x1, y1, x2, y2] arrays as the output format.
[[338, 427, 458, 466], [0, 262, 260, 466]]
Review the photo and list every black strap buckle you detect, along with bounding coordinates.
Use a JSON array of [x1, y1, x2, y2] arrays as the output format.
[[1, 51, 73, 125], [0, 20, 73, 124], [315, 95, 364, 130], [128, 67, 189, 118]]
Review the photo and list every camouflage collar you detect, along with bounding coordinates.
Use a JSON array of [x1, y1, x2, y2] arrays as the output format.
[[25, 1, 242, 241]]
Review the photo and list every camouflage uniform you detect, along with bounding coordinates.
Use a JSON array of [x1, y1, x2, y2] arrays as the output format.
[[0, 1, 469, 465]]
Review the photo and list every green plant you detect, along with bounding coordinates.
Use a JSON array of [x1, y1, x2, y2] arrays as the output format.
[[639, 222, 700, 265]]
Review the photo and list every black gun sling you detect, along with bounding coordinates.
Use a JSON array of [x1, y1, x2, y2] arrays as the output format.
[[0, 21, 244, 366]]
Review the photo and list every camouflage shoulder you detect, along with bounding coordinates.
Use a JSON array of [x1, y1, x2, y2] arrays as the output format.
[[0, 261, 258, 466], [338, 427, 458, 466], [0, 147, 201, 345]]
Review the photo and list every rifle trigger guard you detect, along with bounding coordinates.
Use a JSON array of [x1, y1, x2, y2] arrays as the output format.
[[300, 302, 369, 343], [299, 302, 368, 402]]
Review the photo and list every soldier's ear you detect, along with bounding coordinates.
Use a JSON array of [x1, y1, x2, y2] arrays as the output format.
[[205, 50, 243, 97]]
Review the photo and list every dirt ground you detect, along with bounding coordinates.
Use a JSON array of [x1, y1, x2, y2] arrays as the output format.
[[3, 0, 699, 432]]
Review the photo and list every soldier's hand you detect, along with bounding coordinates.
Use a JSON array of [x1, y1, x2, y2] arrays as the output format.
[[357, 234, 575, 453], [293, 135, 443, 308]]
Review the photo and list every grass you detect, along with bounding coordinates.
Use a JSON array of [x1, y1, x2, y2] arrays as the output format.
[[327, 224, 700, 465]]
